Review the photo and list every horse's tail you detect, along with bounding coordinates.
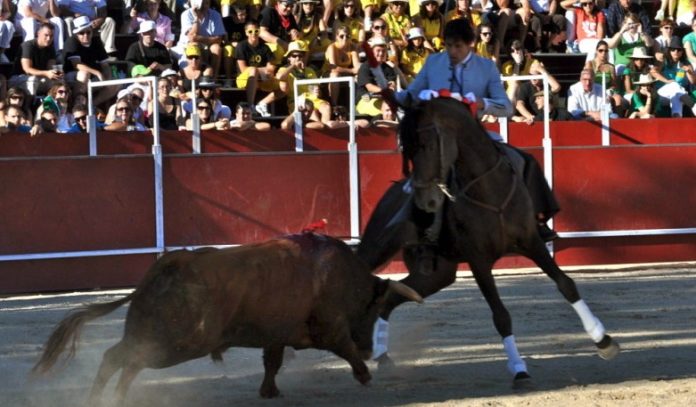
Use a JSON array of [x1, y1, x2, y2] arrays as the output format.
[[31, 292, 135, 375]]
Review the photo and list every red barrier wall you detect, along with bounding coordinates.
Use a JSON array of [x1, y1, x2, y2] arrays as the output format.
[[1, 121, 696, 293]]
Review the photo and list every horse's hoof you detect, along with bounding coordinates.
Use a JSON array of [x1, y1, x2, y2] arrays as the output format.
[[596, 334, 620, 360], [375, 353, 396, 371], [512, 372, 534, 391]]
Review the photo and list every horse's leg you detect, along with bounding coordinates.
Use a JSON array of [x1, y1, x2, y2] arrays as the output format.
[[87, 342, 126, 406], [374, 250, 458, 366], [112, 362, 143, 407], [468, 259, 531, 386], [525, 238, 620, 360]]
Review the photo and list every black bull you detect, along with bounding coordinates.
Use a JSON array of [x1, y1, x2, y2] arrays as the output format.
[[356, 98, 619, 384], [32, 233, 422, 404]]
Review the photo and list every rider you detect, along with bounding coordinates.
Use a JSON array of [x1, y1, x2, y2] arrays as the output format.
[[389, 18, 559, 275]]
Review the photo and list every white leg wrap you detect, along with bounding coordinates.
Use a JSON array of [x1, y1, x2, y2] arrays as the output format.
[[572, 299, 606, 343], [503, 335, 527, 375], [372, 317, 389, 360]]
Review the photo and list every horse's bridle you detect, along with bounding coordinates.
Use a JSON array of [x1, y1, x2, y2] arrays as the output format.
[[409, 121, 457, 202]]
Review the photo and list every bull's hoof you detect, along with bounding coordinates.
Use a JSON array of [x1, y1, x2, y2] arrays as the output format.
[[375, 353, 396, 371], [596, 334, 620, 360], [355, 370, 372, 385], [512, 372, 534, 391]]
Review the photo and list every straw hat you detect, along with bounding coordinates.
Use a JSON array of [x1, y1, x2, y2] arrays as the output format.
[[407, 27, 425, 40], [368, 37, 388, 47], [629, 47, 652, 59], [284, 41, 309, 56], [419, 0, 443, 5], [633, 73, 655, 85], [73, 16, 92, 34]]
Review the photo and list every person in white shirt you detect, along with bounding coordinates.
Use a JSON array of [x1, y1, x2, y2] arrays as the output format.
[[567, 68, 605, 120], [14, 0, 64, 54]]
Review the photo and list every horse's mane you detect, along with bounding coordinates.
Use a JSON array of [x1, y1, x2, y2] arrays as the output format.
[[398, 98, 494, 177]]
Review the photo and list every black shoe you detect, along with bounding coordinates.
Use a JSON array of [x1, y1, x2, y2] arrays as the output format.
[[538, 223, 559, 242]]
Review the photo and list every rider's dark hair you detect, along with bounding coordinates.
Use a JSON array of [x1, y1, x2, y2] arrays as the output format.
[[443, 19, 476, 44]]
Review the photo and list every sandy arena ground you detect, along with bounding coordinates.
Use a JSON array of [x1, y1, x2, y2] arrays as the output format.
[[1, 266, 695, 407]]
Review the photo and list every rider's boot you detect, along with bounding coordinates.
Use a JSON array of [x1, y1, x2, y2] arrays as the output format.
[[537, 221, 559, 242]]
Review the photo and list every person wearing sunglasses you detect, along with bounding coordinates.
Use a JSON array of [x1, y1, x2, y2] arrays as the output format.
[[234, 21, 281, 117], [473, 22, 500, 67], [653, 19, 678, 63], [185, 97, 231, 130], [33, 83, 74, 132], [333, 1, 365, 44], [66, 104, 91, 133], [367, 17, 400, 64], [322, 25, 360, 105], [259, 0, 300, 64], [604, 0, 650, 38], [607, 12, 654, 75], [103, 97, 147, 131], [105, 88, 148, 127], [176, 0, 225, 78], [501, 39, 542, 101], [61, 0, 117, 56], [651, 38, 696, 117], [296, 0, 331, 55], [560, 0, 605, 55], [180, 43, 215, 99], [124, 20, 173, 77], [412, 0, 445, 52], [63, 16, 119, 107], [0, 87, 33, 127], [400, 27, 431, 83], [381, 0, 412, 50]]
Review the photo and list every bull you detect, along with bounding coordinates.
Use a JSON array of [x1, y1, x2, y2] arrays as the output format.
[[32, 233, 423, 405]]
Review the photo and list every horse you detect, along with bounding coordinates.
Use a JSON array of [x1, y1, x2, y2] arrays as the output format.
[[356, 97, 619, 386]]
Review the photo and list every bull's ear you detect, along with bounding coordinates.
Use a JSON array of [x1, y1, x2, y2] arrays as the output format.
[[386, 280, 424, 304]]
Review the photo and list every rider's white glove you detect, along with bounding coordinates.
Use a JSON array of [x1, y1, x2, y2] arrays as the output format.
[[418, 89, 438, 101]]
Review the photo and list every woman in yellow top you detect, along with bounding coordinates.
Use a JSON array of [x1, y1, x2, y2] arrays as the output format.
[[333, 1, 365, 44], [323, 25, 360, 105], [381, 0, 412, 49], [294, 0, 331, 55], [411, 0, 444, 51], [399, 27, 431, 83], [474, 23, 500, 67], [444, 0, 482, 28]]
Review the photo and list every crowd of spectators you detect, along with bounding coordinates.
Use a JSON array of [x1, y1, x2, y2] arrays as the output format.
[[0, 0, 695, 135]]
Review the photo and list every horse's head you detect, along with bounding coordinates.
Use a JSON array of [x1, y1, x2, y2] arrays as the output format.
[[400, 98, 463, 213]]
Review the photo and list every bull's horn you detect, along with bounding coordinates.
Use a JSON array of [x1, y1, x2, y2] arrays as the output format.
[[388, 281, 424, 304]]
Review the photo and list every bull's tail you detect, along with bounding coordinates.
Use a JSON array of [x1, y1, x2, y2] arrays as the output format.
[[31, 292, 135, 375]]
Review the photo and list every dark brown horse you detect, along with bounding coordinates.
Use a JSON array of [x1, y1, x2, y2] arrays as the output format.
[[357, 97, 619, 385]]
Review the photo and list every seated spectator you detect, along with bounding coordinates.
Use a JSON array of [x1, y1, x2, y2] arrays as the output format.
[[14, 0, 63, 54], [655, 0, 676, 22], [125, 20, 173, 77], [104, 96, 149, 131], [675, 0, 696, 28], [333, 1, 365, 44], [654, 19, 678, 63], [513, 89, 572, 122], [0, 105, 32, 133], [154, 77, 183, 130], [183, 75, 232, 120], [513, 62, 561, 124], [400, 27, 431, 83], [63, 16, 119, 106], [367, 17, 401, 64], [628, 74, 670, 118], [161, 68, 183, 97], [412, 0, 445, 52], [323, 25, 360, 105], [30, 106, 59, 136], [235, 21, 281, 117], [474, 22, 500, 67], [607, 13, 654, 75], [179, 43, 214, 95], [331, 104, 371, 128], [445, 0, 482, 28], [483, 0, 516, 45], [604, 0, 650, 38], [652, 38, 696, 117], [221, 0, 262, 21], [356, 37, 407, 116], [185, 97, 230, 130], [515, 0, 566, 52], [60, 0, 117, 56], [128, 0, 175, 48], [621, 46, 653, 102], [684, 16, 696, 68], [0, 87, 34, 126], [567, 68, 606, 121], [0, 0, 13, 63], [35, 83, 73, 132], [106, 87, 147, 125], [176, 0, 225, 77], [66, 104, 89, 132], [501, 40, 541, 101], [361, 0, 381, 30], [371, 99, 399, 127], [382, 0, 412, 50], [222, 5, 249, 87], [229, 102, 271, 131], [280, 97, 326, 129], [259, 0, 300, 64], [8, 23, 62, 96], [586, 40, 626, 116], [295, 0, 330, 57], [277, 41, 319, 111], [561, 0, 605, 55]]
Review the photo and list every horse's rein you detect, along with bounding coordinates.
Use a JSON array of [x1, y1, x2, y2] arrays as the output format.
[[410, 121, 457, 202]]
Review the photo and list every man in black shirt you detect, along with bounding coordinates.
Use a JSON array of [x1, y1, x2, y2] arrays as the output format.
[[259, 0, 299, 63], [356, 37, 406, 116], [125, 20, 173, 77], [64, 16, 118, 105], [9, 23, 61, 96]]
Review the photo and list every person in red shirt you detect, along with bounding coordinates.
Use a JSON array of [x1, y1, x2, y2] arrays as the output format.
[[561, 0, 606, 54]]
